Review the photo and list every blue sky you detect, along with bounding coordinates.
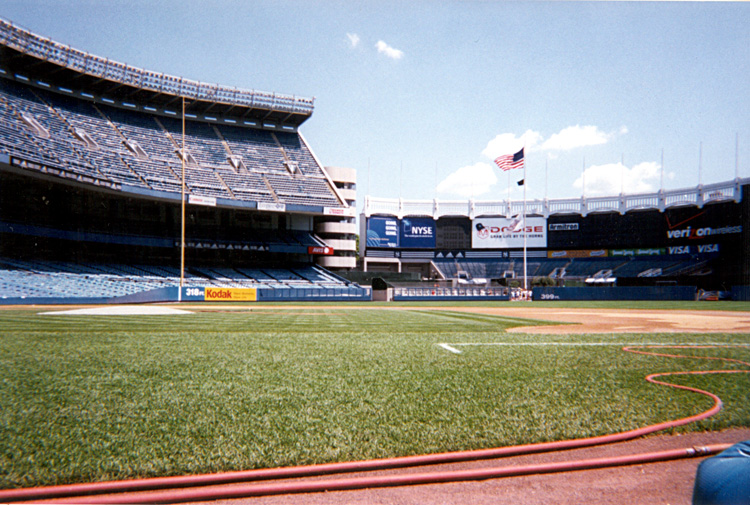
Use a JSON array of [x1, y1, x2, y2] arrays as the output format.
[[2, 1, 748, 211]]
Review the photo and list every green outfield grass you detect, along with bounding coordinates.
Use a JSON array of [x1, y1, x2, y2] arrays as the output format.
[[0, 305, 748, 489]]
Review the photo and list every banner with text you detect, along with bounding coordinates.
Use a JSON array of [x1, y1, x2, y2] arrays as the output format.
[[366, 216, 400, 248], [400, 217, 436, 249], [472, 217, 547, 249], [204, 287, 257, 302]]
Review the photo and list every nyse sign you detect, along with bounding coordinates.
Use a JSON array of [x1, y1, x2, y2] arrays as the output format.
[[400, 217, 436, 249]]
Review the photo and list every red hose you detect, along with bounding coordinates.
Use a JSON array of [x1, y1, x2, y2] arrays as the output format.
[[31, 444, 733, 504], [2, 345, 747, 503]]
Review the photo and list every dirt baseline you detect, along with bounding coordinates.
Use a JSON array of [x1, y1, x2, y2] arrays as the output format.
[[436, 307, 750, 334], [173, 305, 750, 335]]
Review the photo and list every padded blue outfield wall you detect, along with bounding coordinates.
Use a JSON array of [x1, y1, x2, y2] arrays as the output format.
[[731, 286, 750, 302], [0, 286, 371, 305], [392, 293, 510, 301], [533, 286, 697, 301], [132, 286, 372, 303], [392, 287, 510, 302]]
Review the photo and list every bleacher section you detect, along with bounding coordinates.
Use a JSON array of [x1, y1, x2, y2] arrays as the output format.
[[433, 256, 713, 283], [0, 79, 341, 208]]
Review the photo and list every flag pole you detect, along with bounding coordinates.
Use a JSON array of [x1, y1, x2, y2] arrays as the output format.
[[522, 150, 527, 293], [507, 168, 511, 210]]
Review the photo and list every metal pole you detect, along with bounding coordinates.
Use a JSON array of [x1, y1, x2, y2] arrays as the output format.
[[179, 96, 186, 297], [736, 132, 740, 180], [582, 157, 586, 197], [522, 157, 527, 292], [660, 148, 664, 191]]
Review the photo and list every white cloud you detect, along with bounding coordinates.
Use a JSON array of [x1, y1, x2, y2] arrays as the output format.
[[541, 125, 612, 151], [572, 161, 670, 196], [346, 33, 360, 49], [436, 162, 497, 198], [482, 130, 542, 159], [375, 40, 404, 60], [482, 125, 626, 160]]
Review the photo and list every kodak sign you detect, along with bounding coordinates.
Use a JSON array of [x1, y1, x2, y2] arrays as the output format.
[[204, 287, 257, 302]]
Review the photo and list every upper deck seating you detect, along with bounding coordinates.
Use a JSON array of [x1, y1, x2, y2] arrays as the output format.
[[0, 78, 343, 208]]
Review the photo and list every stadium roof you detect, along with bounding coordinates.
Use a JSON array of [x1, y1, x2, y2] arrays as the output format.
[[0, 18, 314, 129]]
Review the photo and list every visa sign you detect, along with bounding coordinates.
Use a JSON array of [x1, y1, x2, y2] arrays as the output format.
[[668, 244, 719, 255]]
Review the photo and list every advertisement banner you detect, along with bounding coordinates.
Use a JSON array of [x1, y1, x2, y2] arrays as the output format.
[[400, 217, 436, 249], [308, 246, 334, 255], [548, 223, 579, 232], [472, 217, 547, 249], [188, 195, 217, 207], [666, 244, 719, 255], [366, 216, 399, 248], [610, 248, 665, 257], [258, 202, 286, 212], [548, 249, 608, 258], [204, 287, 257, 302], [324, 206, 356, 217]]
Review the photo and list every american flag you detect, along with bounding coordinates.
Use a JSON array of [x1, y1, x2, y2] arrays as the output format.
[[494, 148, 524, 171]]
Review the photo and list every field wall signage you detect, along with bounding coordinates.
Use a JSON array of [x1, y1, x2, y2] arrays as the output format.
[[204, 287, 257, 301], [471, 217, 547, 249]]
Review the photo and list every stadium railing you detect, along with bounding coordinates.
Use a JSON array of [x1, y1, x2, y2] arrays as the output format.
[[364, 179, 747, 219]]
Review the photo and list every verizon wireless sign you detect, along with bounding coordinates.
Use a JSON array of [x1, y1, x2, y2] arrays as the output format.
[[666, 225, 741, 240], [471, 217, 547, 249]]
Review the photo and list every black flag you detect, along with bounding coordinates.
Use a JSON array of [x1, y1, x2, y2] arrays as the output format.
[[517, 179, 525, 186]]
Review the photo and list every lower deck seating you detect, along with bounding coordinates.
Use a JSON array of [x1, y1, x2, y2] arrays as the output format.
[[0, 258, 354, 300]]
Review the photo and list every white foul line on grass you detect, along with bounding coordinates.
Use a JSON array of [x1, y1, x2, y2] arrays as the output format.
[[438, 343, 463, 354], [436, 342, 750, 354]]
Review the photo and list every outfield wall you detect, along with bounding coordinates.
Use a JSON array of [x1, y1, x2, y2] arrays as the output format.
[[392, 286, 510, 302], [0, 286, 371, 305], [533, 286, 697, 301], [731, 286, 750, 302]]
